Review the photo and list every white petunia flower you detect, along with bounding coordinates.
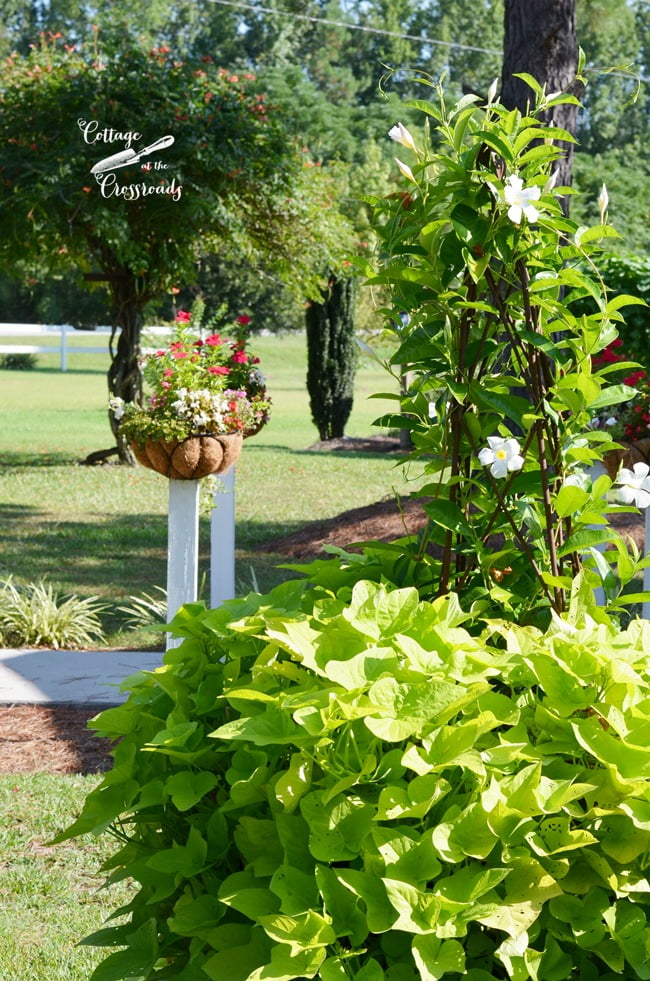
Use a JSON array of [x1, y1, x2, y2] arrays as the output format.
[[395, 157, 416, 182], [616, 462, 650, 509], [503, 174, 541, 225], [108, 396, 125, 420], [478, 436, 525, 479], [388, 122, 417, 153]]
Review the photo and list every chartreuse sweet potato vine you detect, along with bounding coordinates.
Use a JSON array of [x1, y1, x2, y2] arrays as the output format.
[[59, 83, 650, 980], [58, 577, 650, 979], [366, 76, 648, 623]]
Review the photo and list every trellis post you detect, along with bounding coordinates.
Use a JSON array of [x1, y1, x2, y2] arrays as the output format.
[[211, 467, 236, 608], [166, 479, 200, 649]]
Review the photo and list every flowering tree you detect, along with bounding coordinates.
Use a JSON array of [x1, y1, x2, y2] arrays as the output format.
[[0, 36, 344, 461], [368, 80, 646, 623]]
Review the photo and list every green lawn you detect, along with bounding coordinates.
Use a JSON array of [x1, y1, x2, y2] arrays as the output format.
[[0, 332, 421, 644], [0, 773, 132, 979], [0, 331, 424, 976]]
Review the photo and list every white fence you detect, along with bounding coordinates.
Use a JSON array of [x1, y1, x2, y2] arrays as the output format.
[[0, 323, 172, 371]]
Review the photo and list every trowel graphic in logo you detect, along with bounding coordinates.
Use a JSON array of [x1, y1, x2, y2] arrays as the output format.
[[90, 134, 175, 174], [90, 134, 183, 202]]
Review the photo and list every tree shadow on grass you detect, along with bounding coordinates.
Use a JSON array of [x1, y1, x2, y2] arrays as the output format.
[[250, 442, 402, 461], [0, 513, 173, 639], [0, 449, 81, 467]]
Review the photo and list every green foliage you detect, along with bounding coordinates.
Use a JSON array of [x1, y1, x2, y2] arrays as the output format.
[[60, 576, 650, 979], [364, 81, 649, 624], [569, 252, 650, 369], [0, 352, 36, 370], [306, 274, 358, 440], [573, 145, 650, 258], [0, 576, 106, 648], [0, 36, 340, 300]]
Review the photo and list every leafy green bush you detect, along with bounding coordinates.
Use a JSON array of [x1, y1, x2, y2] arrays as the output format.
[[567, 253, 650, 370], [59, 575, 650, 980], [0, 352, 37, 370], [0, 577, 106, 648]]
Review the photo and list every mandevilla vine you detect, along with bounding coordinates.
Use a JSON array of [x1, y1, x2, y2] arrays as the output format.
[[367, 76, 648, 622]]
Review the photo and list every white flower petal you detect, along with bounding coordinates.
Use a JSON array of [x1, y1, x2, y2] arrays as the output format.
[[507, 454, 525, 472], [617, 485, 636, 505], [478, 447, 494, 466], [388, 122, 417, 153], [395, 157, 416, 182], [490, 458, 510, 479]]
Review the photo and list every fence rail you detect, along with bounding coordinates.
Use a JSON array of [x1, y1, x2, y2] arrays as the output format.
[[0, 323, 172, 371]]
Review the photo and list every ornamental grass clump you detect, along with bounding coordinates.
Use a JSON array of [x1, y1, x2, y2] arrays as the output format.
[[0, 577, 106, 648], [112, 310, 271, 446]]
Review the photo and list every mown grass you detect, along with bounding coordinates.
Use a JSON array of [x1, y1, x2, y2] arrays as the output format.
[[0, 772, 132, 979], [0, 331, 421, 645]]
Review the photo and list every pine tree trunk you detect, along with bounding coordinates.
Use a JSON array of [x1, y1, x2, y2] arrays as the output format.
[[305, 274, 358, 441], [501, 0, 579, 194]]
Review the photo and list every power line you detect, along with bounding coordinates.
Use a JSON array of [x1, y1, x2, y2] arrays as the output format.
[[207, 0, 649, 85], [206, 0, 502, 57]]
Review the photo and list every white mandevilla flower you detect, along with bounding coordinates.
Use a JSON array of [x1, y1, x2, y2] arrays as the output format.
[[478, 436, 525, 479], [564, 471, 590, 491], [616, 462, 650, 509], [388, 122, 417, 153], [598, 182, 609, 223], [395, 158, 416, 183], [503, 174, 541, 225]]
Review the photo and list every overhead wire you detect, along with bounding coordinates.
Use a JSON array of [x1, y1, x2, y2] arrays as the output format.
[[206, 0, 649, 84]]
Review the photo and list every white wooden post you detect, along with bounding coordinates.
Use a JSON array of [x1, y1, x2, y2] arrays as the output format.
[[641, 508, 650, 620], [167, 479, 200, 649], [211, 467, 236, 607]]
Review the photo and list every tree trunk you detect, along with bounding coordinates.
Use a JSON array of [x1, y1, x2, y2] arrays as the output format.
[[305, 274, 357, 441], [107, 270, 145, 465], [501, 0, 580, 194]]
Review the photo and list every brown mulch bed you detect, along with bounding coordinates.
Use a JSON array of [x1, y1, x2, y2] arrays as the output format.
[[0, 436, 644, 775], [0, 705, 114, 775]]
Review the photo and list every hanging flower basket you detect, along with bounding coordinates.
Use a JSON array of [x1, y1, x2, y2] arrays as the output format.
[[131, 432, 243, 480]]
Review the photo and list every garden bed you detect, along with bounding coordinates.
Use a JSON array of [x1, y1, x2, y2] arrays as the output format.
[[0, 496, 644, 774]]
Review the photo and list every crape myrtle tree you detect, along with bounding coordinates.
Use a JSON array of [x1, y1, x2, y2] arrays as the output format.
[[0, 35, 346, 461]]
